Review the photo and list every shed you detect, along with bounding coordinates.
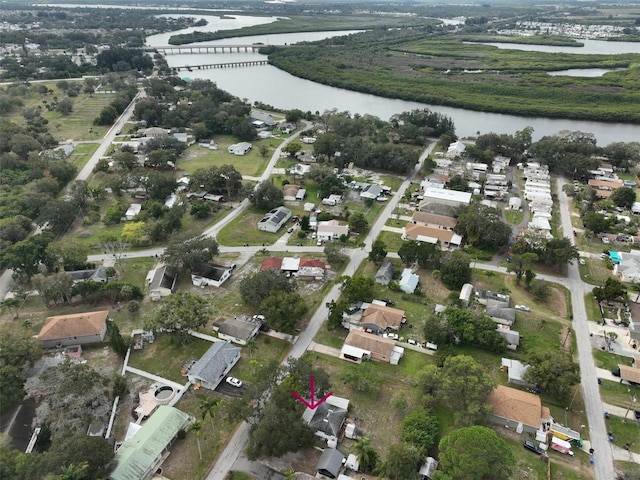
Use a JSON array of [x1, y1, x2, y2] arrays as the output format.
[[459, 283, 474, 306], [419, 456, 439, 480], [316, 448, 345, 479]]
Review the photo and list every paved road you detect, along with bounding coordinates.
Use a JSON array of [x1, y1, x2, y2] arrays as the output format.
[[204, 142, 435, 480], [556, 177, 614, 480]]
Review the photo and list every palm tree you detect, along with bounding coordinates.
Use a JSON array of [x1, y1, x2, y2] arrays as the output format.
[[198, 394, 220, 432], [190, 420, 203, 461], [245, 337, 257, 359], [58, 462, 89, 480], [351, 436, 379, 473]]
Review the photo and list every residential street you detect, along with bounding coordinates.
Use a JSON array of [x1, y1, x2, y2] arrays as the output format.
[[205, 142, 435, 479], [555, 177, 614, 480]]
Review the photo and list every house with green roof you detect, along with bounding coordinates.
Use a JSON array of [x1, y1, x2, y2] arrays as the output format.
[[108, 405, 191, 480]]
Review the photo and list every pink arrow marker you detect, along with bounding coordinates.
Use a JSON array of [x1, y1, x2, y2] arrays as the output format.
[[291, 375, 332, 409]]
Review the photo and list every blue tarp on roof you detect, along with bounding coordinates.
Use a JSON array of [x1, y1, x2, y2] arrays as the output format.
[[609, 251, 622, 263]]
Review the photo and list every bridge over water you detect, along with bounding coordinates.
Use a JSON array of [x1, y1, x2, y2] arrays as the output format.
[[174, 60, 269, 71], [150, 44, 265, 55]]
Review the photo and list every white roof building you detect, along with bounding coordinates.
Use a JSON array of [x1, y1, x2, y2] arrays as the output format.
[[446, 141, 466, 158], [317, 220, 349, 241], [399, 269, 419, 294], [125, 203, 142, 220]]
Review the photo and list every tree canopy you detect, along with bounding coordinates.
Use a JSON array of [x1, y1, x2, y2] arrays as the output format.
[[439, 251, 471, 291], [145, 291, 209, 343], [259, 291, 308, 334], [454, 204, 511, 251], [434, 426, 514, 480], [524, 350, 580, 398], [251, 181, 284, 211], [161, 233, 219, 273], [239, 269, 297, 309]]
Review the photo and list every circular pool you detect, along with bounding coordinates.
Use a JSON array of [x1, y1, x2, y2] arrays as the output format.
[[153, 385, 176, 404]]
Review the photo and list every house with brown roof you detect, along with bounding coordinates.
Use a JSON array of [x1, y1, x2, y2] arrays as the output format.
[[403, 223, 463, 250], [360, 304, 406, 333], [588, 178, 624, 198], [38, 310, 109, 349], [487, 385, 550, 434], [341, 330, 404, 365], [261, 257, 283, 270], [283, 184, 301, 202], [618, 362, 640, 385], [411, 211, 457, 230]]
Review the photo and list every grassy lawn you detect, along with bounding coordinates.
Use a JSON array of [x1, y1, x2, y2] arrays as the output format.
[[501, 435, 550, 480], [216, 206, 283, 246], [584, 293, 603, 323], [504, 210, 524, 225], [314, 327, 348, 349], [593, 349, 635, 371], [605, 415, 640, 453], [127, 333, 214, 384], [581, 256, 614, 285], [616, 460, 640, 479], [226, 335, 291, 384], [599, 378, 640, 408], [67, 142, 99, 170], [376, 230, 405, 253], [179, 136, 272, 177]]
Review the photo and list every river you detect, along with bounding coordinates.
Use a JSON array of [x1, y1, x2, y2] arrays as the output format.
[[146, 18, 640, 145]]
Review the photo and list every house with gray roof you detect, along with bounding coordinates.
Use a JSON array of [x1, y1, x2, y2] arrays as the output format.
[[187, 341, 241, 390], [486, 300, 516, 326], [375, 260, 394, 286], [302, 395, 349, 445], [212, 315, 262, 346], [359, 183, 384, 200], [257, 206, 291, 233], [108, 405, 191, 480], [66, 265, 109, 285], [316, 448, 345, 479]]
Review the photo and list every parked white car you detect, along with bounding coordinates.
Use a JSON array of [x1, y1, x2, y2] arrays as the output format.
[[226, 377, 243, 388], [514, 305, 530, 312]]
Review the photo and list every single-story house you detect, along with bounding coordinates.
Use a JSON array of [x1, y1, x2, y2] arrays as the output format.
[[261, 257, 283, 270], [375, 260, 394, 286], [138, 127, 168, 137], [191, 263, 233, 288], [257, 206, 291, 233], [125, 203, 142, 221], [281, 257, 301, 273], [501, 358, 534, 388], [38, 310, 109, 349], [446, 140, 466, 158], [360, 184, 384, 201], [297, 258, 327, 281], [257, 130, 272, 139], [66, 265, 109, 285], [321, 194, 343, 206], [187, 341, 241, 390], [228, 142, 252, 155], [487, 385, 550, 434], [420, 187, 472, 210], [108, 406, 191, 480], [148, 265, 178, 300], [283, 184, 301, 202], [250, 110, 278, 128], [303, 395, 349, 444], [317, 220, 349, 242], [476, 290, 510, 307], [613, 250, 640, 283], [198, 139, 218, 150], [399, 268, 419, 294], [212, 315, 262, 345], [486, 301, 516, 326], [341, 330, 404, 365], [496, 325, 520, 350], [403, 223, 463, 250], [411, 211, 457, 230], [360, 304, 406, 332], [316, 448, 345, 479]]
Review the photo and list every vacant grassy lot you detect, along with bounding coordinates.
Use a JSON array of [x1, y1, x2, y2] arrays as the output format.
[[376, 230, 405, 253], [226, 335, 291, 384], [127, 334, 213, 384], [593, 349, 635, 371], [179, 135, 275, 177], [67, 142, 99, 170], [504, 210, 524, 225], [216, 206, 284, 246], [599, 378, 640, 408], [605, 415, 640, 453]]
